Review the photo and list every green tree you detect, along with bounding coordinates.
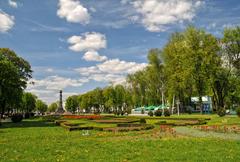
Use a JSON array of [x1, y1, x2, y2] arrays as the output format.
[[21, 92, 37, 114], [0, 60, 22, 116], [48, 102, 58, 112], [184, 26, 220, 113], [103, 86, 116, 113], [0, 48, 32, 117], [65, 95, 78, 113], [222, 26, 240, 72], [35, 100, 48, 114], [163, 27, 220, 113]]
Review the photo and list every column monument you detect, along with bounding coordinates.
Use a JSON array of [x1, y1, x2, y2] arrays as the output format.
[[56, 90, 65, 114]]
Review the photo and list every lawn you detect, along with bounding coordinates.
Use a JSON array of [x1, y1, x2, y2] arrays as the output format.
[[0, 115, 240, 162]]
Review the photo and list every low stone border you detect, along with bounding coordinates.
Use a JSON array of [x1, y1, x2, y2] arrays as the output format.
[[56, 120, 154, 132], [93, 119, 139, 124], [155, 119, 206, 126], [103, 124, 154, 132]]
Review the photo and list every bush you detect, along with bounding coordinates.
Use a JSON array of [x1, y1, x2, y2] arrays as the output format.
[[158, 120, 167, 124], [164, 109, 171, 117], [154, 109, 162, 116], [42, 115, 61, 122], [140, 118, 146, 124], [11, 114, 23, 123], [217, 107, 226, 117], [236, 107, 240, 117], [148, 110, 154, 117]]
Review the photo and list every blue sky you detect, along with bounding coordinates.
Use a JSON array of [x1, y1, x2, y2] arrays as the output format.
[[0, 0, 239, 104]]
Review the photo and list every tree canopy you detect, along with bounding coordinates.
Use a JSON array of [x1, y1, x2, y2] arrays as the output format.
[[0, 48, 32, 117]]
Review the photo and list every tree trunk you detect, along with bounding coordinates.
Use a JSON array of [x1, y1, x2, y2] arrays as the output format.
[[0, 100, 6, 118], [199, 96, 203, 114], [172, 95, 175, 115]]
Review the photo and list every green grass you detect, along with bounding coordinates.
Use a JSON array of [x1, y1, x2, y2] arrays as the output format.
[[0, 116, 240, 162]]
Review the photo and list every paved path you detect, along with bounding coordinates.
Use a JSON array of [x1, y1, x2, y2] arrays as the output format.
[[175, 126, 240, 140]]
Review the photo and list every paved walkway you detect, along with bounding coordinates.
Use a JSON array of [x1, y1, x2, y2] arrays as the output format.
[[175, 126, 240, 140]]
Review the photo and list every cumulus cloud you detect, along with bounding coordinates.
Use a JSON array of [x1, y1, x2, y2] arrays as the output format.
[[8, 0, 18, 8], [68, 32, 108, 62], [57, 0, 90, 24], [27, 75, 89, 104], [27, 88, 78, 105], [68, 32, 106, 52], [75, 59, 147, 84], [83, 51, 108, 62], [124, 0, 204, 32], [28, 75, 88, 90], [0, 11, 15, 33], [97, 59, 147, 74]]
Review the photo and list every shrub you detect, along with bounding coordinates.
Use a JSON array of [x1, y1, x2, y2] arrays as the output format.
[[236, 107, 240, 117], [11, 114, 23, 123], [140, 118, 146, 124], [42, 115, 61, 122], [148, 110, 154, 117], [217, 107, 226, 117], [154, 109, 162, 116], [158, 120, 167, 124], [164, 109, 171, 117]]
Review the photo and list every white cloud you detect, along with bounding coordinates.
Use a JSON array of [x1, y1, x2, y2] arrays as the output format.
[[68, 32, 106, 52], [57, 0, 90, 24], [8, 0, 18, 8], [125, 0, 204, 32], [27, 75, 89, 104], [75, 59, 147, 84], [83, 51, 107, 62], [68, 32, 108, 62], [0, 11, 14, 33], [97, 59, 147, 74], [28, 75, 88, 90], [46, 68, 54, 72]]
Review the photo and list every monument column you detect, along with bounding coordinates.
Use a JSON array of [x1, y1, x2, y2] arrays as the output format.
[[56, 90, 65, 114]]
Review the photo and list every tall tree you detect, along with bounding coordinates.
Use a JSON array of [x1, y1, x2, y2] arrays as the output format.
[[184, 27, 220, 113], [0, 48, 32, 117], [0, 60, 22, 116], [48, 102, 58, 112], [65, 95, 78, 113], [35, 100, 48, 114], [103, 86, 116, 113], [222, 26, 240, 72], [21, 92, 37, 114]]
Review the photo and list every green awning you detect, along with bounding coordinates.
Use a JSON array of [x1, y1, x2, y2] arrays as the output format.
[[145, 106, 156, 111]]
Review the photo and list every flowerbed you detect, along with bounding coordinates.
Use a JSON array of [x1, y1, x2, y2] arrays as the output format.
[[63, 115, 101, 120], [193, 125, 240, 134], [159, 125, 176, 136], [103, 124, 154, 132], [93, 119, 139, 124], [155, 119, 206, 126]]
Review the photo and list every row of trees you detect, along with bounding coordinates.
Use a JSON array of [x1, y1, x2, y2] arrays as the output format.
[[6, 92, 48, 116], [65, 26, 240, 114], [64, 85, 132, 114]]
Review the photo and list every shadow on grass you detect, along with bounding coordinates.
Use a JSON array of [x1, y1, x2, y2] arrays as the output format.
[[0, 120, 56, 129]]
